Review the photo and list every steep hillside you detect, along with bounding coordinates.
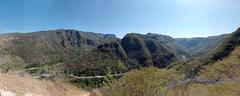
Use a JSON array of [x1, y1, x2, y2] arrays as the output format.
[[65, 33, 187, 76], [2, 29, 117, 66], [105, 28, 240, 96], [97, 39, 127, 59], [1, 30, 188, 68], [197, 28, 240, 82], [198, 46, 240, 82], [210, 28, 240, 61], [106, 67, 240, 96], [0, 29, 230, 78], [66, 32, 188, 72], [121, 33, 186, 68], [165, 28, 240, 96], [0, 29, 190, 79], [170, 28, 240, 78], [175, 34, 228, 56]]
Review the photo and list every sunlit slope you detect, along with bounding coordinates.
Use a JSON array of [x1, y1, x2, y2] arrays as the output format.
[[0, 73, 88, 96], [170, 28, 240, 78], [198, 46, 240, 82]]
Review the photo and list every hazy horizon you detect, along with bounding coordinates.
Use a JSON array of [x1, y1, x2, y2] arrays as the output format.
[[0, 0, 239, 38]]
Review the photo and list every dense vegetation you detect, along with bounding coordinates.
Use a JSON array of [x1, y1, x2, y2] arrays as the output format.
[[65, 50, 127, 76], [108, 67, 184, 96]]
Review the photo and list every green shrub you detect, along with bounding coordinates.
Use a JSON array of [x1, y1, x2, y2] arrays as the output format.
[[0, 55, 26, 73], [109, 67, 183, 96]]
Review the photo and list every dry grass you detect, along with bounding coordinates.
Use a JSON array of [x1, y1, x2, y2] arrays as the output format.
[[0, 73, 89, 96], [166, 82, 240, 96], [108, 67, 184, 96], [166, 46, 240, 96], [0, 55, 27, 73], [198, 46, 240, 82]]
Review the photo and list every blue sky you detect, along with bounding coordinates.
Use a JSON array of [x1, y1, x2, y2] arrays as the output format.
[[0, 0, 239, 38]]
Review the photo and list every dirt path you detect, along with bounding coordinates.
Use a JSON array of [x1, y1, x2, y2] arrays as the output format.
[[68, 74, 123, 79]]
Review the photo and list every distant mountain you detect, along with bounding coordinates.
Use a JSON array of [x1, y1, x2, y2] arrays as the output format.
[[0, 29, 232, 76], [170, 28, 240, 79], [175, 34, 228, 56], [0, 30, 191, 75]]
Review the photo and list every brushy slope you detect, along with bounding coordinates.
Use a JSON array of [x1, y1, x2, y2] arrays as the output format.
[[169, 28, 240, 78], [167, 46, 240, 96], [107, 27, 240, 96], [198, 46, 240, 82], [107, 67, 184, 96], [166, 83, 240, 96]]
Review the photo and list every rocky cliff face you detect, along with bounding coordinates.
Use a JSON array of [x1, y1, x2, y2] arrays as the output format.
[[97, 33, 187, 68], [121, 33, 178, 67], [97, 40, 127, 59]]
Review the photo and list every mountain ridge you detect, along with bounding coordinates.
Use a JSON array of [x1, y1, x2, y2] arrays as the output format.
[[0, 29, 229, 75]]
